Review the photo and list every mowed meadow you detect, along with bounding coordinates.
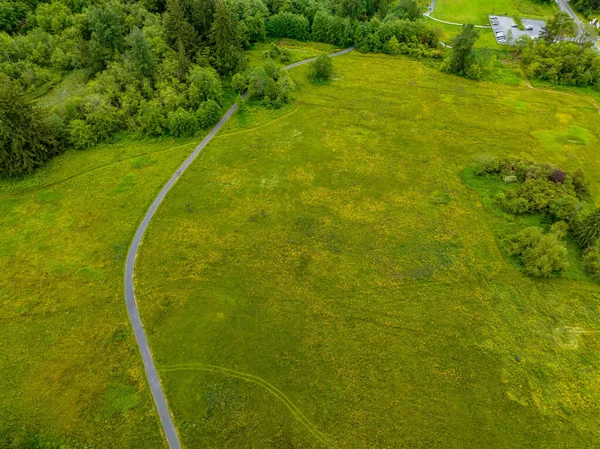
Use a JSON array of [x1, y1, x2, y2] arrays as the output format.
[[135, 53, 600, 447]]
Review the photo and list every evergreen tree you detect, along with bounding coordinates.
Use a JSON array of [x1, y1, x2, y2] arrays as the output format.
[[126, 27, 156, 77], [446, 24, 479, 76], [210, 0, 244, 76], [574, 209, 600, 248], [0, 77, 58, 176], [340, 0, 365, 20], [188, 0, 215, 40], [163, 0, 197, 54], [175, 38, 191, 80]]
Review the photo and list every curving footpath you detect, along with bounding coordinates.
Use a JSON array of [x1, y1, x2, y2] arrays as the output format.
[[124, 46, 354, 449]]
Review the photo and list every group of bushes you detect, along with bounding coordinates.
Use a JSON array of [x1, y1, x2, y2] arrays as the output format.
[[474, 155, 600, 281], [518, 40, 600, 87], [231, 58, 295, 108]]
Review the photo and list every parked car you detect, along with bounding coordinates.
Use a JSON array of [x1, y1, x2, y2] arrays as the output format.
[[511, 24, 518, 28], [495, 31, 504, 36], [524, 25, 533, 30]]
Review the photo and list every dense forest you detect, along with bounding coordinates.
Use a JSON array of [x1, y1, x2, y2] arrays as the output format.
[[0, 0, 599, 176], [0, 0, 444, 175]]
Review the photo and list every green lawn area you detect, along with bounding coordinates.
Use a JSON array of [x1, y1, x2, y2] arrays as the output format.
[[134, 52, 600, 447], [433, 0, 557, 25]]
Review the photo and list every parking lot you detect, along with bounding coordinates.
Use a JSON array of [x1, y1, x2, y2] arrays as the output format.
[[488, 16, 546, 44]]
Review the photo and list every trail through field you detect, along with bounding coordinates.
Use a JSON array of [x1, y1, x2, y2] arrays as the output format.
[[522, 71, 600, 115], [124, 46, 354, 449], [161, 364, 334, 448]]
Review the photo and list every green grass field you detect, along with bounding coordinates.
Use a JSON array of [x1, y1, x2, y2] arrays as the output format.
[[2, 47, 600, 447], [131, 53, 600, 447], [433, 0, 557, 25], [0, 137, 218, 446]]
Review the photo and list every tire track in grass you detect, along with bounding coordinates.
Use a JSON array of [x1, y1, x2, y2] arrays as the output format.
[[125, 47, 354, 449], [161, 364, 334, 448]]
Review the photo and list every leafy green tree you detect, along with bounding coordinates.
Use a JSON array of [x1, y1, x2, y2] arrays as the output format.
[[34, 1, 73, 34], [0, 76, 58, 176], [168, 107, 198, 136], [0, 1, 27, 33], [210, 0, 244, 76], [393, 0, 422, 21], [540, 12, 576, 43], [196, 99, 221, 128], [126, 27, 156, 77], [86, 4, 125, 71], [187, 65, 223, 108], [309, 53, 333, 81], [444, 24, 479, 77], [574, 208, 600, 248], [266, 12, 310, 40]]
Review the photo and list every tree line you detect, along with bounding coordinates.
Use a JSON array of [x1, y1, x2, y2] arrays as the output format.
[[0, 0, 440, 176]]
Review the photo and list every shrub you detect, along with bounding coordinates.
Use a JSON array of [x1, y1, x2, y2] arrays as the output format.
[[473, 154, 500, 175], [494, 191, 532, 214], [572, 168, 590, 199], [168, 108, 198, 137], [385, 36, 401, 56], [504, 226, 568, 277], [279, 47, 292, 63], [548, 195, 579, 221], [549, 168, 566, 183], [268, 42, 280, 59], [248, 67, 268, 98], [549, 220, 569, 240], [309, 54, 333, 82], [582, 247, 600, 281], [574, 208, 600, 248], [67, 119, 96, 149]]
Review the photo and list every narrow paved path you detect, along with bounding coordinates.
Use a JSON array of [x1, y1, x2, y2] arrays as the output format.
[[124, 46, 354, 449]]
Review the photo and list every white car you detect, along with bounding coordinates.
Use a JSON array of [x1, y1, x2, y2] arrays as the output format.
[[525, 25, 533, 30], [496, 31, 504, 37]]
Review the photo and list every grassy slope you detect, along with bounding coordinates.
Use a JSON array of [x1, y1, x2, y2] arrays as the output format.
[[135, 53, 600, 447], [0, 138, 211, 447], [433, 0, 557, 25]]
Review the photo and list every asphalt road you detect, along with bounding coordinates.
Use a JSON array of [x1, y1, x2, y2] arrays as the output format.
[[124, 46, 354, 449]]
